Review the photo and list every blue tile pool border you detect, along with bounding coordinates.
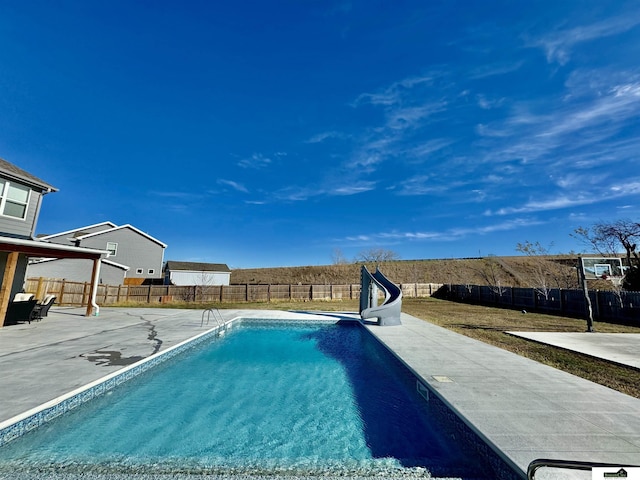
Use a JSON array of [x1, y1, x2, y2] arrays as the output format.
[[0, 317, 343, 448], [362, 327, 523, 480]]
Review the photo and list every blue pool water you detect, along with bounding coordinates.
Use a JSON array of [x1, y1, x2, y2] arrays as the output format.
[[0, 320, 495, 478]]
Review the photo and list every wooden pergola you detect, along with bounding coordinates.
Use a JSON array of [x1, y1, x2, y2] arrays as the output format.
[[0, 237, 108, 327]]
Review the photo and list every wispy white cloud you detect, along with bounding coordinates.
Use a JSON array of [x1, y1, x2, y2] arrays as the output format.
[[469, 60, 524, 79], [609, 181, 640, 196], [238, 153, 272, 169], [486, 196, 596, 216], [273, 186, 320, 202], [476, 78, 640, 170], [385, 101, 448, 130], [306, 131, 350, 143], [217, 179, 248, 193], [406, 138, 452, 159], [149, 191, 204, 200], [485, 178, 640, 216], [528, 14, 640, 65], [343, 218, 541, 244], [352, 74, 437, 107], [328, 181, 376, 196]]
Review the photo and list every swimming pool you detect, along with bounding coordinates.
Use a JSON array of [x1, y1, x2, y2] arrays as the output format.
[[0, 318, 503, 478]]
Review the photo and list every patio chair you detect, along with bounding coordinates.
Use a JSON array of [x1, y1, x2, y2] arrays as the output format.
[[32, 295, 56, 321], [5, 298, 38, 325], [13, 293, 35, 302]]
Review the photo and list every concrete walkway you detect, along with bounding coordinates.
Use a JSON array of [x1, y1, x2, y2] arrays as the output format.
[[0, 307, 639, 479], [506, 331, 640, 369]]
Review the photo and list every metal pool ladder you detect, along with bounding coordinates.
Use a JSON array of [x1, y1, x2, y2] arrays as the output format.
[[528, 459, 639, 479], [201, 307, 225, 329]]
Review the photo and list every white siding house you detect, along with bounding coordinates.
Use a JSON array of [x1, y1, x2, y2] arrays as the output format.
[[164, 261, 231, 286]]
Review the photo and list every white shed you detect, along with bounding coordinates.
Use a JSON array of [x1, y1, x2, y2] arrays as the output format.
[[164, 261, 231, 286]]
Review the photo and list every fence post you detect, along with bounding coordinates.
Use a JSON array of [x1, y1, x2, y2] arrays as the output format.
[[289, 284, 292, 301], [220, 285, 224, 302], [35, 277, 45, 300], [267, 284, 271, 302]]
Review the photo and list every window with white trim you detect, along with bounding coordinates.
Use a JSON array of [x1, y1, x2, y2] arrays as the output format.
[[0, 181, 30, 220], [136, 268, 143, 274], [106, 242, 118, 256], [148, 269, 155, 275]]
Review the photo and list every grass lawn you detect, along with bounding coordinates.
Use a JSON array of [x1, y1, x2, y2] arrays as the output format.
[[125, 297, 640, 398], [401, 297, 640, 399]]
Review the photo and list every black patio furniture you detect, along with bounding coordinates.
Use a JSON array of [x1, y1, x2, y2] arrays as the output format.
[[32, 295, 56, 321]]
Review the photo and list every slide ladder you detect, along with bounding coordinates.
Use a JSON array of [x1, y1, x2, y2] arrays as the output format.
[[359, 266, 402, 326]]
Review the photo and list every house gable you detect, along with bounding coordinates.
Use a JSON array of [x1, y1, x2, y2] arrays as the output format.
[[75, 225, 166, 279], [0, 158, 58, 239], [77, 224, 167, 248], [40, 221, 118, 245]]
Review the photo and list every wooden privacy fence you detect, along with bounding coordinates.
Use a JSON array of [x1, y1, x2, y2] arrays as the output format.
[[441, 284, 640, 324], [25, 277, 444, 306]]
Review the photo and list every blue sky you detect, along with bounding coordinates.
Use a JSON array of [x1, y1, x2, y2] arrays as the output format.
[[1, 1, 639, 268]]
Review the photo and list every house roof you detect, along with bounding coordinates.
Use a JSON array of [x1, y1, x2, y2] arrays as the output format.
[[0, 158, 58, 193], [0, 235, 108, 259], [76, 224, 167, 248], [165, 261, 231, 272], [40, 222, 167, 248], [39, 221, 118, 240]]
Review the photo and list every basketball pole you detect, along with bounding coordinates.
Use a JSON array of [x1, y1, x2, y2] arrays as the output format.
[[578, 257, 595, 332]]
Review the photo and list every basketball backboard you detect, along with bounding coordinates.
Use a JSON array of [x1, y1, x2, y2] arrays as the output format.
[[580, 257, 624, 281]]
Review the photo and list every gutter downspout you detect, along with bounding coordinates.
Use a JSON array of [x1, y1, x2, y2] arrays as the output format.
[[30, 188, 51, 239], [87, 258, 102, 316]]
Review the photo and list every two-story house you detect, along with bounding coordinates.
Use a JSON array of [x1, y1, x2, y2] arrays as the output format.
[[0, 158, 109, 326], [29, 222, 167, 285]]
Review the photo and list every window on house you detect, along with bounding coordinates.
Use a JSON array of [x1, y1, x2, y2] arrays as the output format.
[[106, 242, 118, 256], [0, 181, 30, 220], [148, 269, 155, 275], [136, 268, 144, 274]]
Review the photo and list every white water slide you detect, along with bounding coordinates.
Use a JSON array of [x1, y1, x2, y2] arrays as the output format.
[[359, 265, 403, 326]]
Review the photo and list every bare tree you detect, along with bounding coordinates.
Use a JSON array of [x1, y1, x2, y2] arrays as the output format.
[[515, 241, 576, 299], [354, 248, 400, 264], [469, 257, 509, 297], [573, 219, 640, 291], [573, 220, 640, 267], [331, 248, 350, 265]]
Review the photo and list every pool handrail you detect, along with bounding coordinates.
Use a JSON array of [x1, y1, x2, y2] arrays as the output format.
[[201, 307, 224, 328], [527, 458, 640, 479]]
